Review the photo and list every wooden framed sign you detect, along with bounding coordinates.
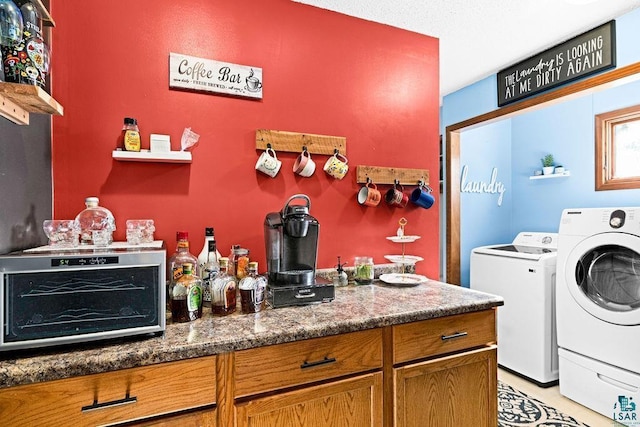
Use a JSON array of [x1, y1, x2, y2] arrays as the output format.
[[497, 21, 616, 107], [169, 52, 263, 99]]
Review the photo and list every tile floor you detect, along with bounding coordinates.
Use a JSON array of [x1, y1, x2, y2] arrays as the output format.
[[498, 368, 624, 427]]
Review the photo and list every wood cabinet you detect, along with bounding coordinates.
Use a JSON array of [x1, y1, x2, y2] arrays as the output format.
[[0, 356, 217, 427], [0, 309, 498, 427], [389, 309, 498, 427]]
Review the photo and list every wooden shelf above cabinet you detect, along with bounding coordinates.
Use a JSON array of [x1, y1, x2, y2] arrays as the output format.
[[0, 83, 64, 125]]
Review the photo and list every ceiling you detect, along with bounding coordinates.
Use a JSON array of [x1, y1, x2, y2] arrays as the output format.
[[293, 0, 640, 102]]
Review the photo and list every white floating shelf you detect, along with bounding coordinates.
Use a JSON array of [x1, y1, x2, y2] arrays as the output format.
[[112, 150, 192, 164], [529, 171, 570, 180]]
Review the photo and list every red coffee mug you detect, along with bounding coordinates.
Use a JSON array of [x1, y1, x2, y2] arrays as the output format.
[[385, 184, 408, 207]]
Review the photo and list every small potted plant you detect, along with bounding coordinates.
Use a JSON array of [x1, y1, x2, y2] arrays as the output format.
[[541, 154, 555, 175]]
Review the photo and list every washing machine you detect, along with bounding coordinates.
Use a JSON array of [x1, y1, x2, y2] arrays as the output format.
[[557, 207, 640, 422], [470, 232, 559, 387]]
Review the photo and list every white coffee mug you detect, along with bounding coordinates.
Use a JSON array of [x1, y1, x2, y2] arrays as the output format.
[[255, 147, 282, 178]]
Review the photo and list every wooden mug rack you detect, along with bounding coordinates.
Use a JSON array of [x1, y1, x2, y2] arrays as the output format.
[[255, 129, 347, 155], [356, 165, 430, 186]]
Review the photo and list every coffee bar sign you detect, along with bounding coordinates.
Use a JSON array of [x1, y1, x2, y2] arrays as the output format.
[[169, 52, 263, 99], [497, 21, 616, 107]]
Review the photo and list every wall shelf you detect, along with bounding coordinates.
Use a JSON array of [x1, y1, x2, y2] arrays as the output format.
[[112, 150, 192, 164], [256, 129, 346, 155], [356, 165, 430, 186], [529, 171, 571, 180], [0, 82, 64, 125]]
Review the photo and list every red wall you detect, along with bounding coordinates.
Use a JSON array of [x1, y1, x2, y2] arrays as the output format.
[[50, 0, 440, 277]]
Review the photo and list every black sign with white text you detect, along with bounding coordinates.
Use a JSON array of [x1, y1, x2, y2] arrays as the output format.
[[497, 21, 616, 107]]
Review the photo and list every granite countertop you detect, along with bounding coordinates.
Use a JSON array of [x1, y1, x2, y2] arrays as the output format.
[[0, 280, 503, 389]]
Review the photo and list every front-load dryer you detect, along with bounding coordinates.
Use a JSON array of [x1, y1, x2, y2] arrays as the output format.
[[556, 207, 640, 421]]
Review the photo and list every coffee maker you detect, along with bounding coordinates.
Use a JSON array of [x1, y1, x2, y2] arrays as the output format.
[[264, 194, 334, 307]]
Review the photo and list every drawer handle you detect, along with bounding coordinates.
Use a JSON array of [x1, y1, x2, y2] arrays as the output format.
[[81, 392, 137, 412], [295, 292, 316, 299], [300, 356, 337, 369], [441, 331, 468, 341]]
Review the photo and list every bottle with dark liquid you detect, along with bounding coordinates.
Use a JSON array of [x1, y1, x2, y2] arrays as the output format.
[[167, 231, 199, 310], [211, 257, 236, 315]]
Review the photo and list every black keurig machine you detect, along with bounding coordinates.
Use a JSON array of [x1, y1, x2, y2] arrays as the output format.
[[264, 194, 334, 307]]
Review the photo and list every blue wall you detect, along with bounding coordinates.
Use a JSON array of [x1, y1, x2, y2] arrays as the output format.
[[442, 8, 640, 287]]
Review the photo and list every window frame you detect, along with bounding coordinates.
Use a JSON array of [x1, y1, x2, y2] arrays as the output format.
[[595, 104, 640, 191]]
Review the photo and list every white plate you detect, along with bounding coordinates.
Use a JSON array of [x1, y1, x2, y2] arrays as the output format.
[[384, 255, 424, 265], [386, 235, 421, 243], [379, 273, 428, 287]]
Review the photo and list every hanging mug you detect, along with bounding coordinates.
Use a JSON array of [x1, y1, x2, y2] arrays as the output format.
[[255, 147, 282, 178], [410, 184, 435, 209], [385, 182, 408, 208], [323, 151, 349, 180], [357, 181, 381, 207], [293, 147, 316, 177]]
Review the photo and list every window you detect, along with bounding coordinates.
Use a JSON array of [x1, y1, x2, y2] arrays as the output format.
[[596, 104, 640, 191]]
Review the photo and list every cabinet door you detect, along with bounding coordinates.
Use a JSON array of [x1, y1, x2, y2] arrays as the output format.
[[395, 346, 497, 427], [236, 372, 383, 427]]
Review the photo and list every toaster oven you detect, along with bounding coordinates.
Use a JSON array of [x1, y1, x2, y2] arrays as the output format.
[[0, 245, 166, 352]]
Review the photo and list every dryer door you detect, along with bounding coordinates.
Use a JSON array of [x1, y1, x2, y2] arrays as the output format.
[[564, 232, 640, 325]]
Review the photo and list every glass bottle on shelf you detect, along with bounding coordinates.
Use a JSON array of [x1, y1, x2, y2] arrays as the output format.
[[167, 231, 199, 308], [239, 261, 267, 314], [119, 117, 141, 152], [170, 262, 202, 323], [74, 197, 116, 245], [211, 257, 236, 316]]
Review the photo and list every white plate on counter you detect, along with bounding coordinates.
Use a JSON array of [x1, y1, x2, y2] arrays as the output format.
[[386, 235, 421, 243], [384, 255, 424, 265], [379, 273, 428, 287]]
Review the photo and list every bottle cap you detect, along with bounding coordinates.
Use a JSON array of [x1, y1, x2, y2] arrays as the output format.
[[176, 231, 188, 241], [85, 196, 99, 207]]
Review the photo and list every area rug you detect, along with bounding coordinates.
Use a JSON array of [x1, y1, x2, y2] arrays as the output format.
[[499, 381, 590, 427]]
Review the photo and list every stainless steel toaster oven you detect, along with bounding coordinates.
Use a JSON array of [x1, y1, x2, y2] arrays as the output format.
[[0, 246, 166, 352]]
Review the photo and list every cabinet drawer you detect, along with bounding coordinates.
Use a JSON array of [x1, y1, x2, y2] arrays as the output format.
[[0, 356, 216, 427], [235, 328, 383, 397], [393, 309, 496, 364]]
